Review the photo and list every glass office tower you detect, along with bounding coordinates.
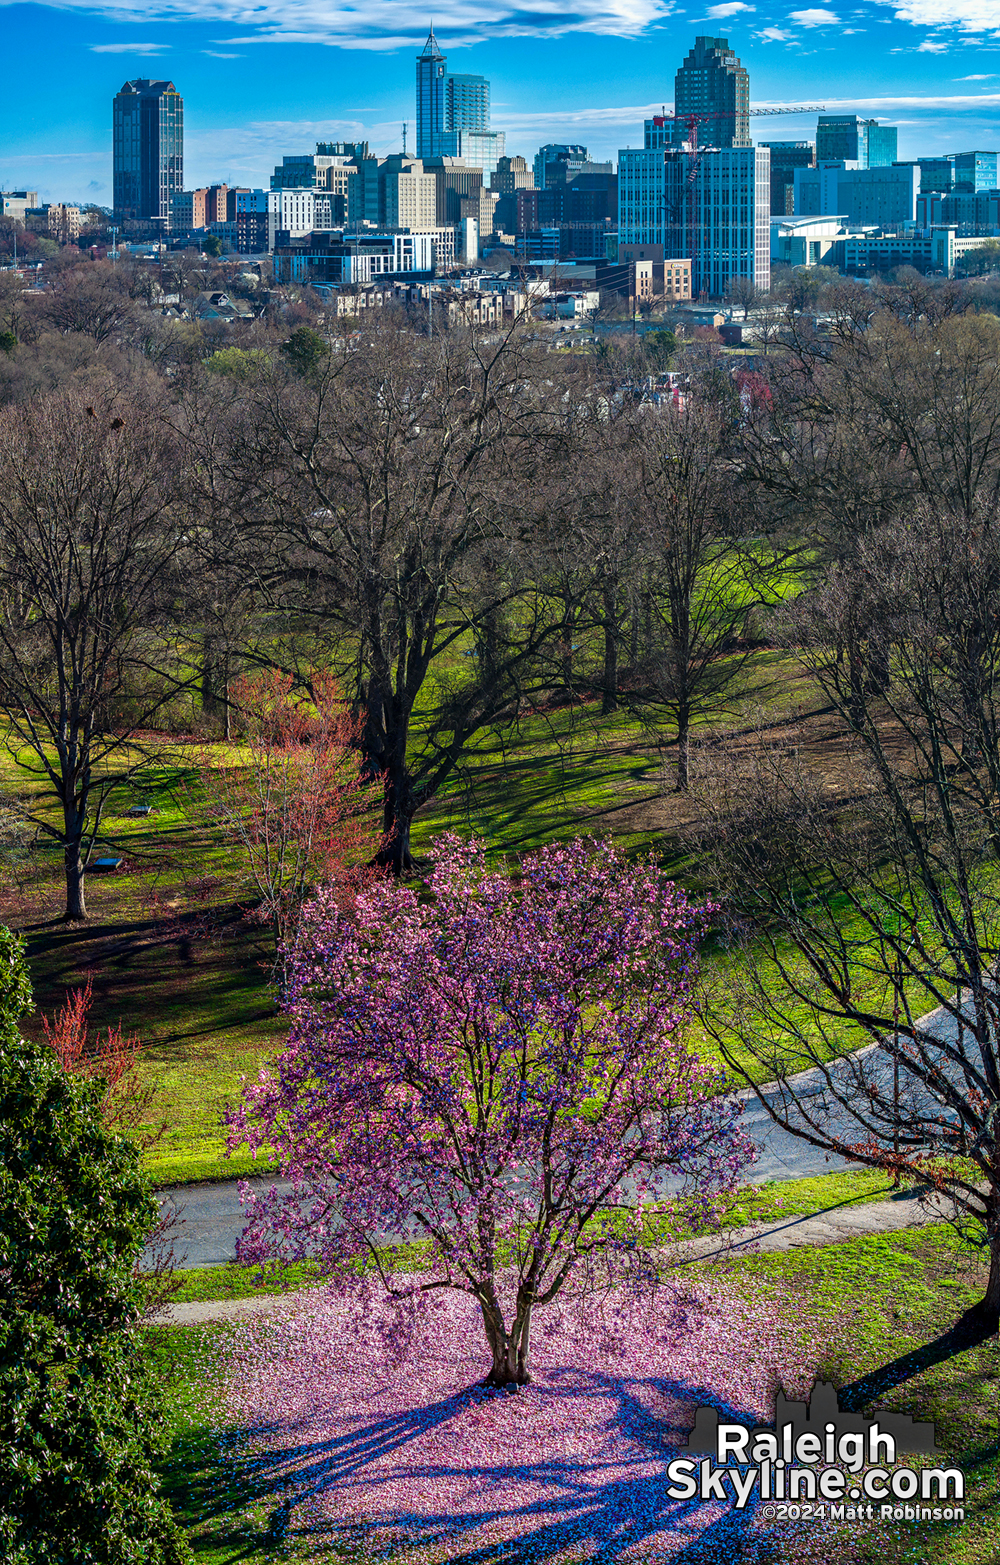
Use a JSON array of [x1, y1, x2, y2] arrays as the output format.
[[113, 78, 183, 228], [817, 115, 897, 168], [672, 36, 750, 149]]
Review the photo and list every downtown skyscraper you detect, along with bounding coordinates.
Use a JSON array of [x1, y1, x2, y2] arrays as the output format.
[[415, 29, 504, 172], [619, 138, 770, 295], [620, 37, 768, 297], [671, 36, 750, 149], [113, 78, 183, 228], [816, 115, 898, 168]]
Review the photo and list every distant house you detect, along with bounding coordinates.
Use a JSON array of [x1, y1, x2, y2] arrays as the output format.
[[191, 291, 255, 321]]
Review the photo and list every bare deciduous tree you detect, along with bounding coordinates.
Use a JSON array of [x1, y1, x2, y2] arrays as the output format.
[[723, 275, 761, 320], [37, 262, 138, 345], [0, 382, 185, 919], [741, 308, 1000, 552], [699, 499, 1000, 1328], [198, 318, 590, 873], [621, 404, 770, 789]]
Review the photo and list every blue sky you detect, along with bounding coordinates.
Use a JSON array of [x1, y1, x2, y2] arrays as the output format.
[[1, 0, 999, 204]]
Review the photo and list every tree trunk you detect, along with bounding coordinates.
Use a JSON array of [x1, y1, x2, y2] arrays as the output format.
[[676, 706, 691, 792], [958, 635, 985, 770], [848, 641, 866, 733], [866, 633, 890, 696], [601, 585, 618, 716], [561, 609, 578, 700], [377, 812, 413, 877], [482, 1302, 532, 1388], [374, 762, 416, 877], [979, 1201, 1000, 1328], [202, 635, 219, 716], [64, 839, 87, 922]]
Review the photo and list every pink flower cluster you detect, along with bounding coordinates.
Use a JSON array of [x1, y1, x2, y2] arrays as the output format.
[[214, 1276, 823, 1562]]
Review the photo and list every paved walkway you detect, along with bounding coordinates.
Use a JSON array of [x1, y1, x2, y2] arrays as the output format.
[[152, 999, 966, 1271], [154, 1186, 951, 1327]]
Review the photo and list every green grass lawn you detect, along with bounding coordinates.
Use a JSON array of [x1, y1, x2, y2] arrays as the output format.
[[2, 742, 286, 1183], [150, 1322, 301, 1564], [718, 1225, 1000, 1565], [18, 884, 285, 1186], [150, 1220, 1000, 1563], [158, 1169, 913, 1307], [408, 646, 818, 862], [0, 654, 968, 1188]]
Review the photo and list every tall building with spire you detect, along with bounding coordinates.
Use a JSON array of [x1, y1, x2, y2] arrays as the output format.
[[416, 28, 448, 158], [672, 36, 750, 148], [415, 28, 503, 172]]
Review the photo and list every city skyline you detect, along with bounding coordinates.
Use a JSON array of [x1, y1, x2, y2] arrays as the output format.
[[1, 6, 999, 204]]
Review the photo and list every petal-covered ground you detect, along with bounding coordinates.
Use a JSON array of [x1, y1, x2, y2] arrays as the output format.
[[215, 1279, 820, 1563]]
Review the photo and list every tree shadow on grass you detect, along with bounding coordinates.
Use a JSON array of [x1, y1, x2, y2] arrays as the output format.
[[838, 1306, 998, 1411], [210, 1371, 775, 1565], [163, 1418, 272, 1560]]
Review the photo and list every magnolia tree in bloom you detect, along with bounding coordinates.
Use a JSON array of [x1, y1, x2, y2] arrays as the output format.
[[229, 835, 752, 1388]]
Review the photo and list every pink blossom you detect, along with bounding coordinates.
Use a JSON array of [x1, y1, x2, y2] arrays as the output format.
[[228, 835, 754, 1388]]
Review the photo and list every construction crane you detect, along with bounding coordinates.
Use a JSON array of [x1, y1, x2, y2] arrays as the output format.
[[649, 105, 826, 290], [650, 104, 826, 153]]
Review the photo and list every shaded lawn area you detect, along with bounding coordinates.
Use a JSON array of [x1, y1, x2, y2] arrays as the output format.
[[149, 1323, 301, 1565], [1, 653, 977, 1186], [408, 648, 820, 863], [151, 1222, 999, 1564], [2, 744, 287, 1184], [24, 906, 286, 1184]]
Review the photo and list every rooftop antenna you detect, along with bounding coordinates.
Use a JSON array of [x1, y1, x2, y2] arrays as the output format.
[[402, 120, 408, 156]]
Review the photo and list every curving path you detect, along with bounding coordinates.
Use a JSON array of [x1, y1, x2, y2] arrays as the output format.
[[154, 1187, 954, 1325], [152, 1001, 965, 1271]]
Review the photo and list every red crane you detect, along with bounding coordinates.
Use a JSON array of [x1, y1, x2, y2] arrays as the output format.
[[649, 105, 826, 289], [649, 104, 826, 154]]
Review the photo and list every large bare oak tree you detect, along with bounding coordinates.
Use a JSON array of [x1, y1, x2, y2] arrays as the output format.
[[194, 318, 598, 873], [700, 499, 1000, 1327]]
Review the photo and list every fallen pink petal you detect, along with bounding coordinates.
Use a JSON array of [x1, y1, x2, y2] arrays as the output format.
[[214, 1277, 821, 1561]]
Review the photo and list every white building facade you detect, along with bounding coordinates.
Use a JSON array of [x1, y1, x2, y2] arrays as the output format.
[[268, 187, 334, 247]]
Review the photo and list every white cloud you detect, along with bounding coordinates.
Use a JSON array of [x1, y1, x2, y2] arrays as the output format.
[[876, 0, 1000, 30], [186, 116, 389, 182], [202, 48, 242, 55], [705, 1, 753, 15], [756, 24, 791, 36], [954, 72, 995, 78], [4, 0, 679, 48], [788, 7, 839, 22], [917, 37, 949, 49], [90, 40, 169, 51], [817, 91, 1000, 106], [212, 95, 1000, 172]]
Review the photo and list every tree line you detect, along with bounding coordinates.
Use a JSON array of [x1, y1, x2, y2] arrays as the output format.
[[0, 308, 782, 905]]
